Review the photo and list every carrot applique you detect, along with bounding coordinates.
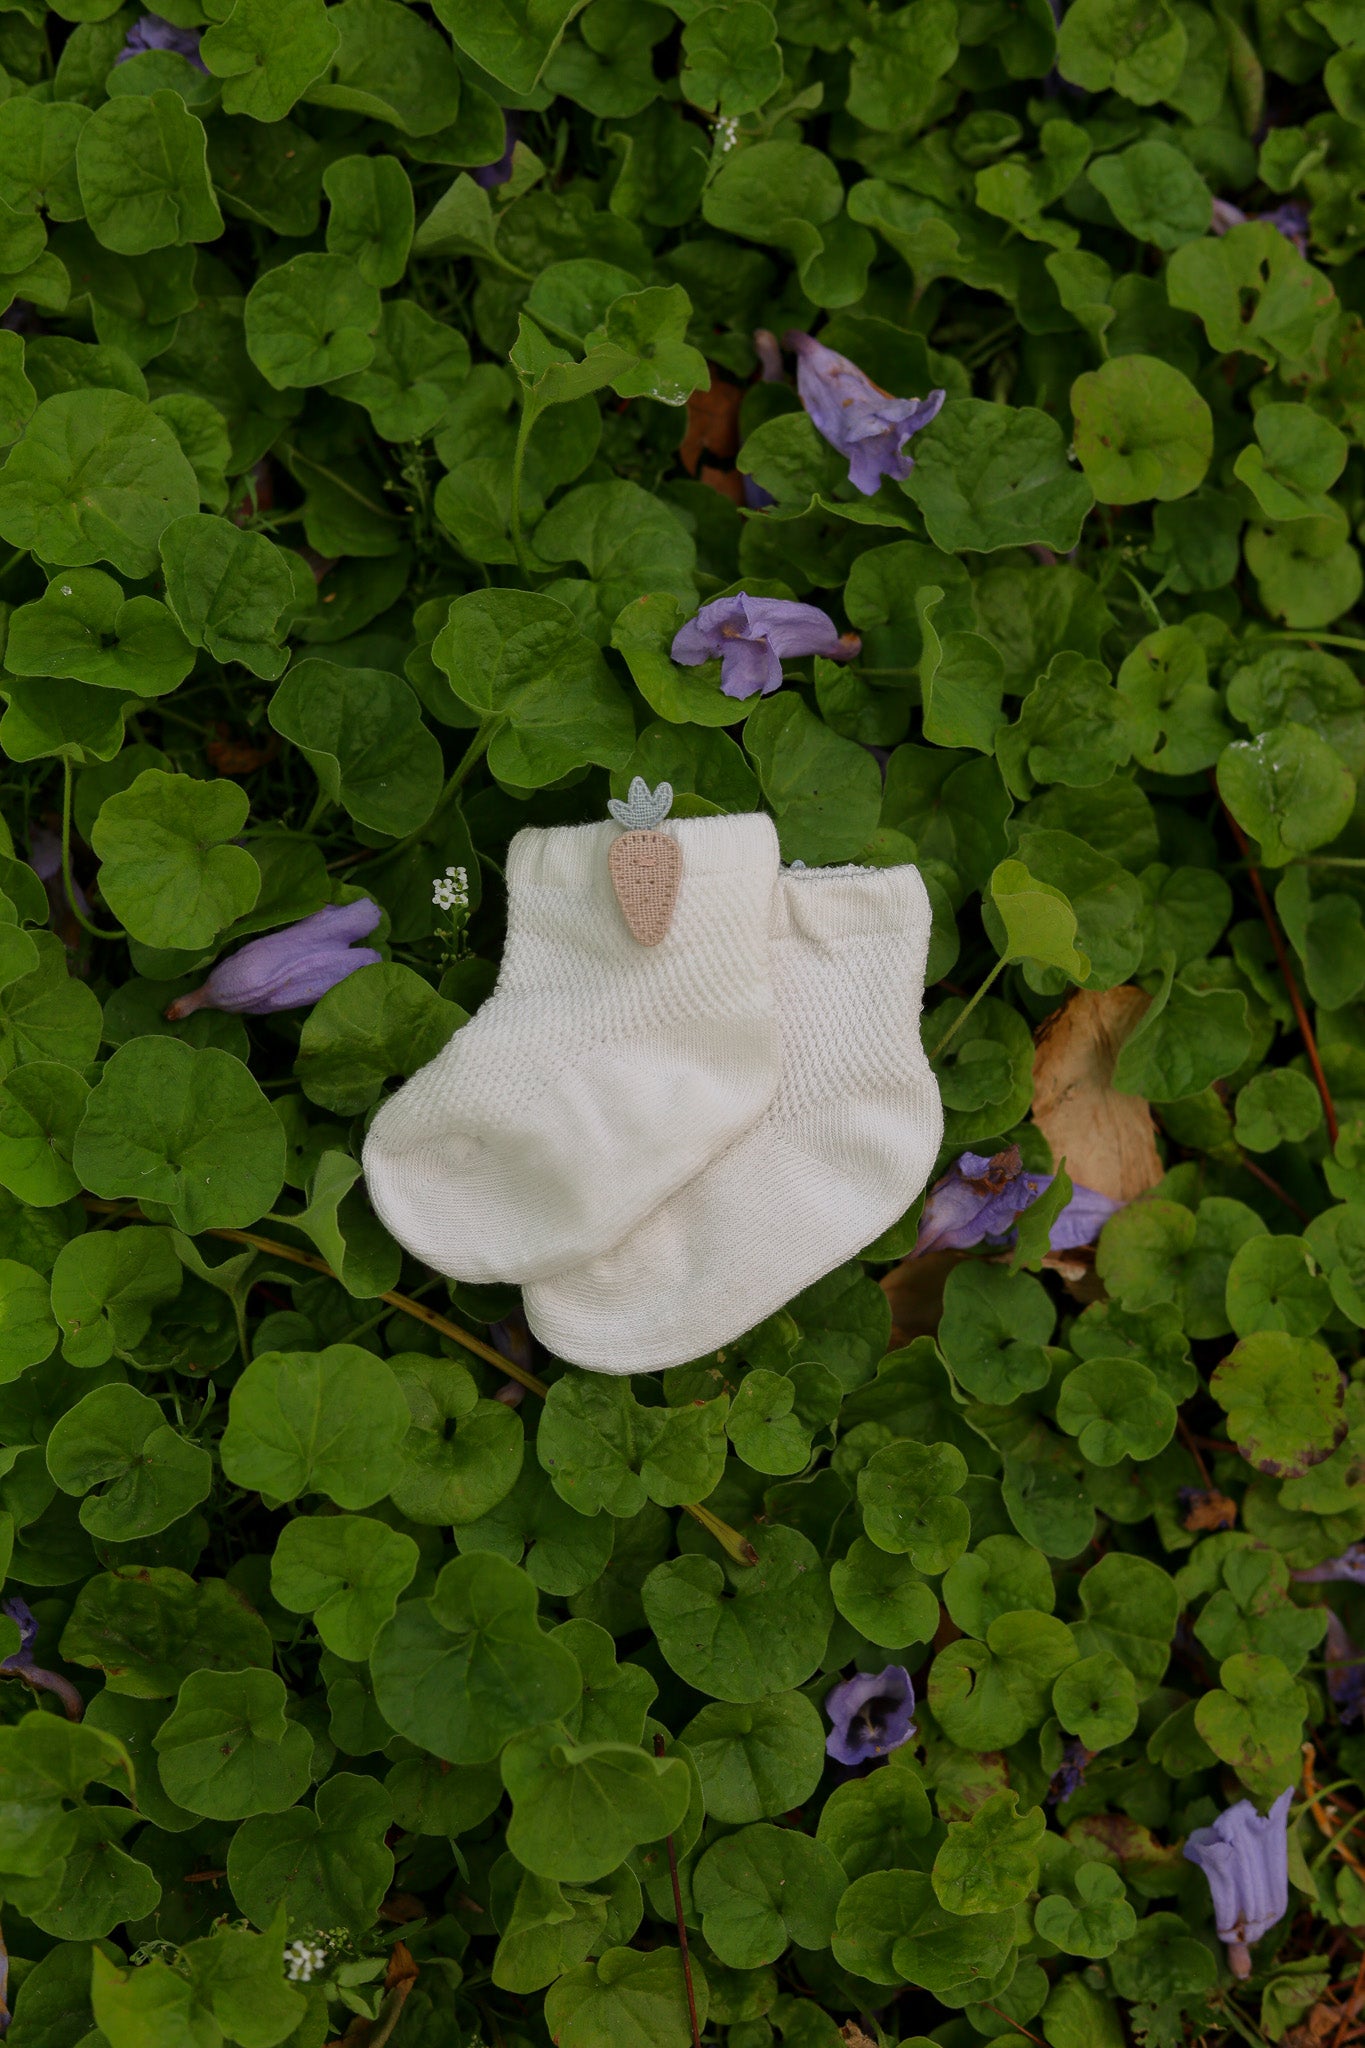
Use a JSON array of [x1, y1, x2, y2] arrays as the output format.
[[607, 778, 682, 946]]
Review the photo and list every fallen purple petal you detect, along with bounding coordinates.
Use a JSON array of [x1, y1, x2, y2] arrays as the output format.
[[1184, 1785, 1292, 1978], [672, 592, 860, 701], [166, 899, 383, 1019], [912, 1146, 1122, 1258], [784, 330, 945, 496], [116, 13, 207, 69], [825, 1664, 916, 1765]]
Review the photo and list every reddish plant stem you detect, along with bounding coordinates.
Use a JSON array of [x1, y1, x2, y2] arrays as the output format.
[[1217, 791, 1339, 1145], [655, 1734, 701, 2048], [1334, 1945, 1365, 2048], [1236, 1148, 1310, 1223]]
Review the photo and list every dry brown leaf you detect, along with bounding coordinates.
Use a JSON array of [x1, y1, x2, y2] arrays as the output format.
[[1284, 2006, 1343, 2048], [699, 462, 745, 505], [840, 2027, 878, 2048], [1031, 986, 1163, 1203], [679, 372, 741, 473], [880, 1246, 960, 1346]]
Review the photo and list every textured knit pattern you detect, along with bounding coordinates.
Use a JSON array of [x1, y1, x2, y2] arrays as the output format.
[[524, 861, 943, 1372], [362, 811, 781, 1284]]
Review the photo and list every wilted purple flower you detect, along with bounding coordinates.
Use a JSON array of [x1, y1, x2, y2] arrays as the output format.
[[912, 1146, 1122, 1258], [783, 331, 945, 496], [1293, 1543, 1365, 1586], [1049, 1738, 1091, 1805], [742, 475, 776, 511], [825, 1665, 916, 1765], [1, 1597, 83, 1721], [1184, 1785, 1292, 1979], [1326, 1611, 1365, 1726], [752, 328, 784, 383], [1210, 196, 1310, 255], [671, 592, 860, 701], [473, 115, 518, 190], [165, 899, 382, 1020], [28, 824, 87, 931], [116, 13, 207, 69]]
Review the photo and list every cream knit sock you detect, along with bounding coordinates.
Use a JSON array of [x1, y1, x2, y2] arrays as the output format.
[[523, 862, 943, 1372], [362, 812, 781, 1284]]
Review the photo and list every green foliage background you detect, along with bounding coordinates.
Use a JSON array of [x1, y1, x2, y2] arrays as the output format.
[[1, 0, 1365, 2042]]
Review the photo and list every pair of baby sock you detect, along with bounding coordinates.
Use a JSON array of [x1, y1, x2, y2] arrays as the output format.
[[362, 810, 943, 1373]]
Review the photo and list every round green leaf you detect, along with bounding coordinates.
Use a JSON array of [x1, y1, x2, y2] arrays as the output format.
[[220, 1344, 412, 1508], [830, 1534, 940, 1650], [1225, 1233, 1330, 1340], [857, 1439, 971, 1571], [544, 1946, 710, 2048], [154, 1666, 313, 1819], [1052, 1650, 1139, 1750], [6, 570, 193, 695], [91, 768, 260, 949], [270, 1515, 419, 1661], [504, 1727, 690, 1882], [0, 1059, 87, 1205], [0, 1257, 58, 1379], [679, 1692, 826, 1823], [387, 1353, 524, 1526], [938, 1260, 1055, 1403], [49, 1225, 182, 1370], [370, 1553, 583, 1766], [1054, 1357, 1176, 1466], [0, 390, 199, 578], [942, 1534, 1055, 1639], [46, 1382, 212, 1539], [832, 1867, 1015, 1995], [693, 1823, 845, 1967], [244, 252, 381, 389], [929, 1609, 1079, 1749], [1072, 354, 1212, 503], [904, 399, 1095, 553], [267, 658, 443, 838], [931, 1789, 1045, 1915], [73, 1037, 286, 1232], [227, 1772, 394, 1936], [641, 1524, 834, 1703], [1217, 723, 1356, 865], [75, 91, 222, 254], [1210, 1330, 1347, 1478]]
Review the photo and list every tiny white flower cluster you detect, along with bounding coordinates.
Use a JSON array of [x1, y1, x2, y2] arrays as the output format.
[[715, 114, 739, 152], [283, 1934, 340, 1983], [432, 864, 470, 913]]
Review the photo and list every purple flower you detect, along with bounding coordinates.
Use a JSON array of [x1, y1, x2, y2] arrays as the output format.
[[28, 825, 87, 929], [783, 331, 945, 496], [1049, 1738, 1091, 1805], [753, 328, 785, 383], [912, 1146, 1123, 1258], [165, 899, 382, 1020], [1326, 1611, 1365, 1726], [671, 592, 860, 701], [473, 115, 518, 190], [825, 1665, 916, 1766], [1210, 196, 1310, 255], [1293, 1544, 1365, 1586], [1, 1597, 83, 1721], [116, 13, 207, 69], [1184, 1785, 1292, 1979]]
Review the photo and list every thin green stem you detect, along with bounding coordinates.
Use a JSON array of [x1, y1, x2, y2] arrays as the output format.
[[508, 399, 536, 575], [1263, 630, 1365, 652], [60, 757, 122, 942], [379, 720, 501, 864], [0, 545, 27, 579], [1292, 855, 1365, 868], [928, 955, 1008, 1060]]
